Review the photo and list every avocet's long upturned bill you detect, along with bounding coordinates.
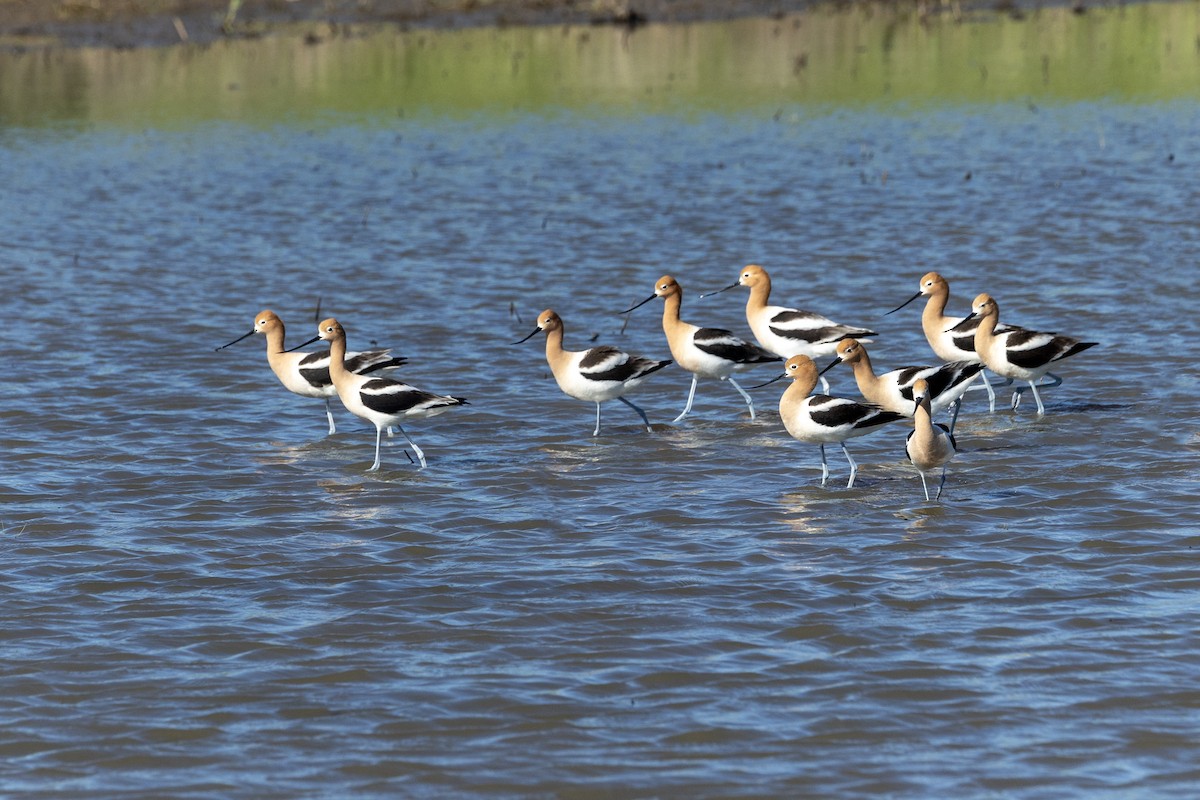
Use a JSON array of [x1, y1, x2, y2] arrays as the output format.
[[515, 309, 671, 436], [950, 293, 1097, 416], [702, 264, 876, 361], [216, 309, 406, 435], [624, 275, 779, 422], [767, 355, 905, 489], [290, 318, 465, 470], [905, 378, 957, 502], [820, 338, 982, 433], [885, 271, 1019, 412]]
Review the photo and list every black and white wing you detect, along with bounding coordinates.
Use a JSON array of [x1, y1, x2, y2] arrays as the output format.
[[694, 327, 780, 365], [809, 395, 905, 431], [892, 361, 984, 404], [580, 346, 671, 383], [949, 318, 1023, 356], [769, 308, 876, 347], [360, 378, 467, 417], [297, 348, 335, 388], [1003, 329, 1097, 370], [345, 348, 407, 376]]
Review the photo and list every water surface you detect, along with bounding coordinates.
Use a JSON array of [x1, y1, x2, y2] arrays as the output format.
[[1, 6, 1198, 797]]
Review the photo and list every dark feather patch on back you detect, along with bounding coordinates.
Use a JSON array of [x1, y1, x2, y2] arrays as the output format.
[[581, 346, 670, 383], [770, 325, 857, 345], [299, 349, 331, 366], [297, 349, 333, 388], [357, 379, 462, 416], [298, 367, 332, 388], [810, 399, 904, 429], [347, 350, 407, 375], [694, 327, 779, 364], [1005, 329, 1052, 348], [951, 332, 978, 353], [1007, 340, 1064, 369], [925, 363, 982, 397], [579, 346, 623, 371]]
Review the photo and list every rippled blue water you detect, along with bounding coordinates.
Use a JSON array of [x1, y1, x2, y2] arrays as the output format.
[[2, 55, 1199, 798]]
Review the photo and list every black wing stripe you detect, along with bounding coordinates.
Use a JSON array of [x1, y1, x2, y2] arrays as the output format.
[[769, 325, 854, 344], [810, 401, 902, 429]]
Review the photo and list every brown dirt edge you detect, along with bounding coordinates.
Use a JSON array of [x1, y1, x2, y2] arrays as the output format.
[[0, 1, 795, 51], [0, 0, 1107, 52]]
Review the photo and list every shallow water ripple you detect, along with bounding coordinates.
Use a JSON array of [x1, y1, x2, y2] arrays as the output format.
[[1, 103, 1198, 797]]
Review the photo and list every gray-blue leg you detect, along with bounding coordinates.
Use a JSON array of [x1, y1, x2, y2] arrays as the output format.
[[593, 402, 603, 436], [325, 397, 337, 435], [674, 375, 699, 422], [982, 372, 997, 413], [971, 370, 1013, 413], [618, 396, 652, 432], [842, 443, 858, 489], [726, 376, 755, 420], [394, 423, 427, 468], [1011, 373, 1057, 415], [1028, 380, 1046, 416], [818, 444, 830, 486], [368, 427, 383, 471]]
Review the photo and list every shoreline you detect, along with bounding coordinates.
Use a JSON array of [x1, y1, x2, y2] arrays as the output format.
[[0, 0, 1104, 52], [1, 1, 816, 51]]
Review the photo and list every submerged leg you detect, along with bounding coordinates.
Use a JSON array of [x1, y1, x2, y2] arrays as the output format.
[[818, 444, 830, 486], [394, 424, 427, 468], [948, 397, 963, 436], [726, 376, 755, 420], [367, 427, 383, 471], [935, 466, 947, 500], [1028, 380, 1046, 416], [841, 443, 858, 489], [981, 373, 996, 413], [674, 375, 699, 423], [325, 397, 337, 435], [618, 396, 652, 432], [593, 402, 603, 437], [919, 471, 931, 502], [970, 370, 1013, 413], [1012, 372, 1057, 413]]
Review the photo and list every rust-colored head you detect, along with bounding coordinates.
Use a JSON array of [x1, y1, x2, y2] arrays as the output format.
[[316, 317, 346, 342]]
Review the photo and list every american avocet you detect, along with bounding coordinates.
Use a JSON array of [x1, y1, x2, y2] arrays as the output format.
[[819, 338, 982, 434], [950, 293, 1097, 416], [762, 355, 905, 488], [514, 309, 671, 436], [623, 275, 780, 422], [905, 378, 957, 501], [217, 309, 406, 435], [885, 271, 1019, 412], [289, 318, 466, 470], [702, 264, 876, 360]]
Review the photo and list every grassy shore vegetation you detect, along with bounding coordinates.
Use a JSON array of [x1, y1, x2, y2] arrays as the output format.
[[2, 1, 1198, 127]]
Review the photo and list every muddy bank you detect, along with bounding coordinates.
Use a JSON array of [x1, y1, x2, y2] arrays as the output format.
[[0, 0, 838, 50]]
